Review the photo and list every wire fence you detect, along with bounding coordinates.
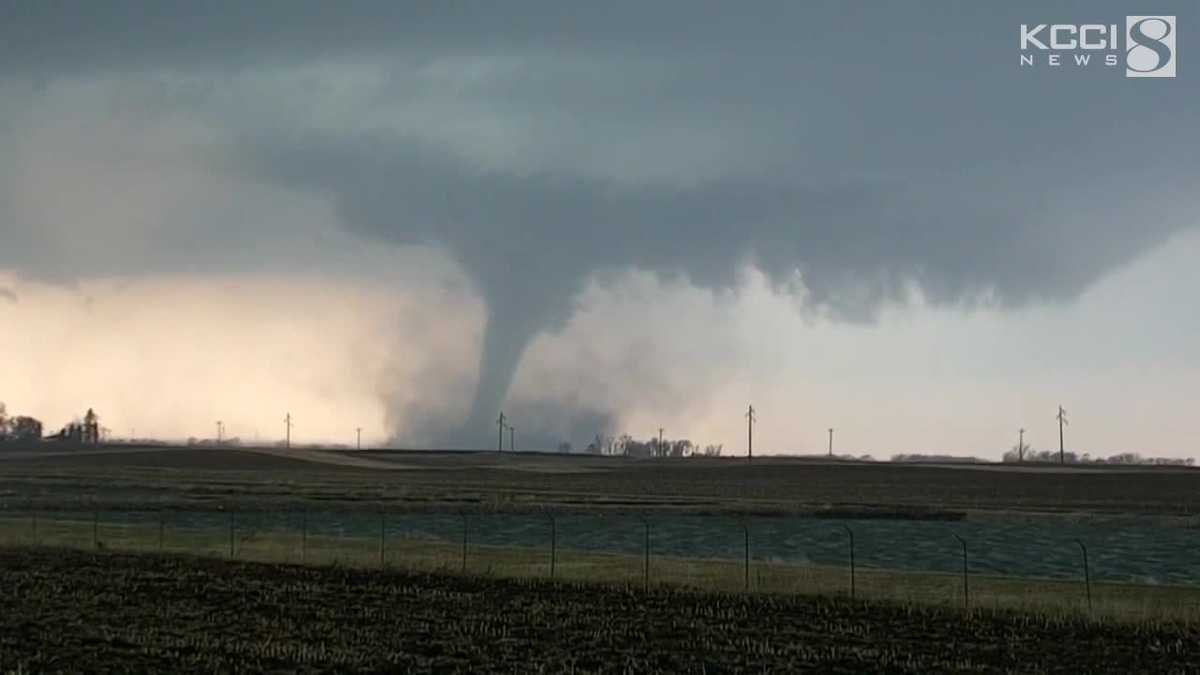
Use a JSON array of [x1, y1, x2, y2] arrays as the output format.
[[1, 507, 1196, 620]]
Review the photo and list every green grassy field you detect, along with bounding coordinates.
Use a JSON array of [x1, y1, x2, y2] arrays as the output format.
[[4, 513, 1197, 623]]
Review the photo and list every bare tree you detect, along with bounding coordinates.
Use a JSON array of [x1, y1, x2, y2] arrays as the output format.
[[617, 434, 632, 456], [586, 434, 606, 455], [10, 416, 43, 441]]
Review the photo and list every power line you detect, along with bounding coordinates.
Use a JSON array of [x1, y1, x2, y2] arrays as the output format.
[[1057, 406, 1069, 464], [745, 404, 756, 464]]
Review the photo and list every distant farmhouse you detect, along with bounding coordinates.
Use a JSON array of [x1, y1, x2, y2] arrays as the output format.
[[46, 408, 103, 444], [1, 404, 104, 446]]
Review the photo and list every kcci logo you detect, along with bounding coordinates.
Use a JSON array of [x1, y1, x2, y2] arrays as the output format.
[[1126, 16, 1175, 77], [1019, 16, 1176, 78]]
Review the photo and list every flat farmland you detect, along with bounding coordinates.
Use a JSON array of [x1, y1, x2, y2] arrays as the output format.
[[2, 548, 1197, 674], [3, 446, 1200, 519]]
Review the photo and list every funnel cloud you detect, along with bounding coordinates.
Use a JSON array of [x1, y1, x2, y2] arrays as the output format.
[[249, 134, 1194, 444]]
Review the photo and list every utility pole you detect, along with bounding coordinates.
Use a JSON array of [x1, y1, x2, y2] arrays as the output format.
[[284, 413, 293, 450], [497, 412, 506, 453], [1057, 406, 1068, 465], [828, 428, 834, 458], [216, 420, 223, 446], [1018, 428, 1025, 462], [658, 427, 664, 457], [746, 404, 756, 464], [356, 427, 362, 451], [509, 425, 515, 453]]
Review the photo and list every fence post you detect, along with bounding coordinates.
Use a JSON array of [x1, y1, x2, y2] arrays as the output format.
[[638, 515, 650, 592], [1075, 539, 1092, 613], [743, 520, 751, 592], [546, 512, 557, 580], [228, 510, 235, 560], [952, 533, 969, 610], [93, 510, 99, 550], [300, 510, 308, 563], [841, 525, 855, 599], [460, 512, 469, 574], [379, 512, 386, 569], [158, 510, 165, 552]]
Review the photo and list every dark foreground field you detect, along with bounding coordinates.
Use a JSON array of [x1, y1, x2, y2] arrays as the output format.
[[1, 549, 1195, 674]]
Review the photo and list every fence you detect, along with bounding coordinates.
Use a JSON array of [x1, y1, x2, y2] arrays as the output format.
[[1, 507, 1196, 620]]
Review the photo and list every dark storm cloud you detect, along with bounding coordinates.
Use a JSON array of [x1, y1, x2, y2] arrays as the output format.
[[1, 1, 1197, 445], [244, 130, 1192, 443], [0, 2, 956, 72]]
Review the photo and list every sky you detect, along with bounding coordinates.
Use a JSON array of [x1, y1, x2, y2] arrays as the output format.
[[1, 2, 1197, 457]]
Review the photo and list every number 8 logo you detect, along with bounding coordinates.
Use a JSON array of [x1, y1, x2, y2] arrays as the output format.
[[1126, 16, 1176, 78]]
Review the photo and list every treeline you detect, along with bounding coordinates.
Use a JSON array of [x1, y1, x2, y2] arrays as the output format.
[[566, 435, 724, 458], [0, 402, 43, 441], [890, 453, 987, 464], [1001, 448, 1195, 466], [187, 436, 246, 447]]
